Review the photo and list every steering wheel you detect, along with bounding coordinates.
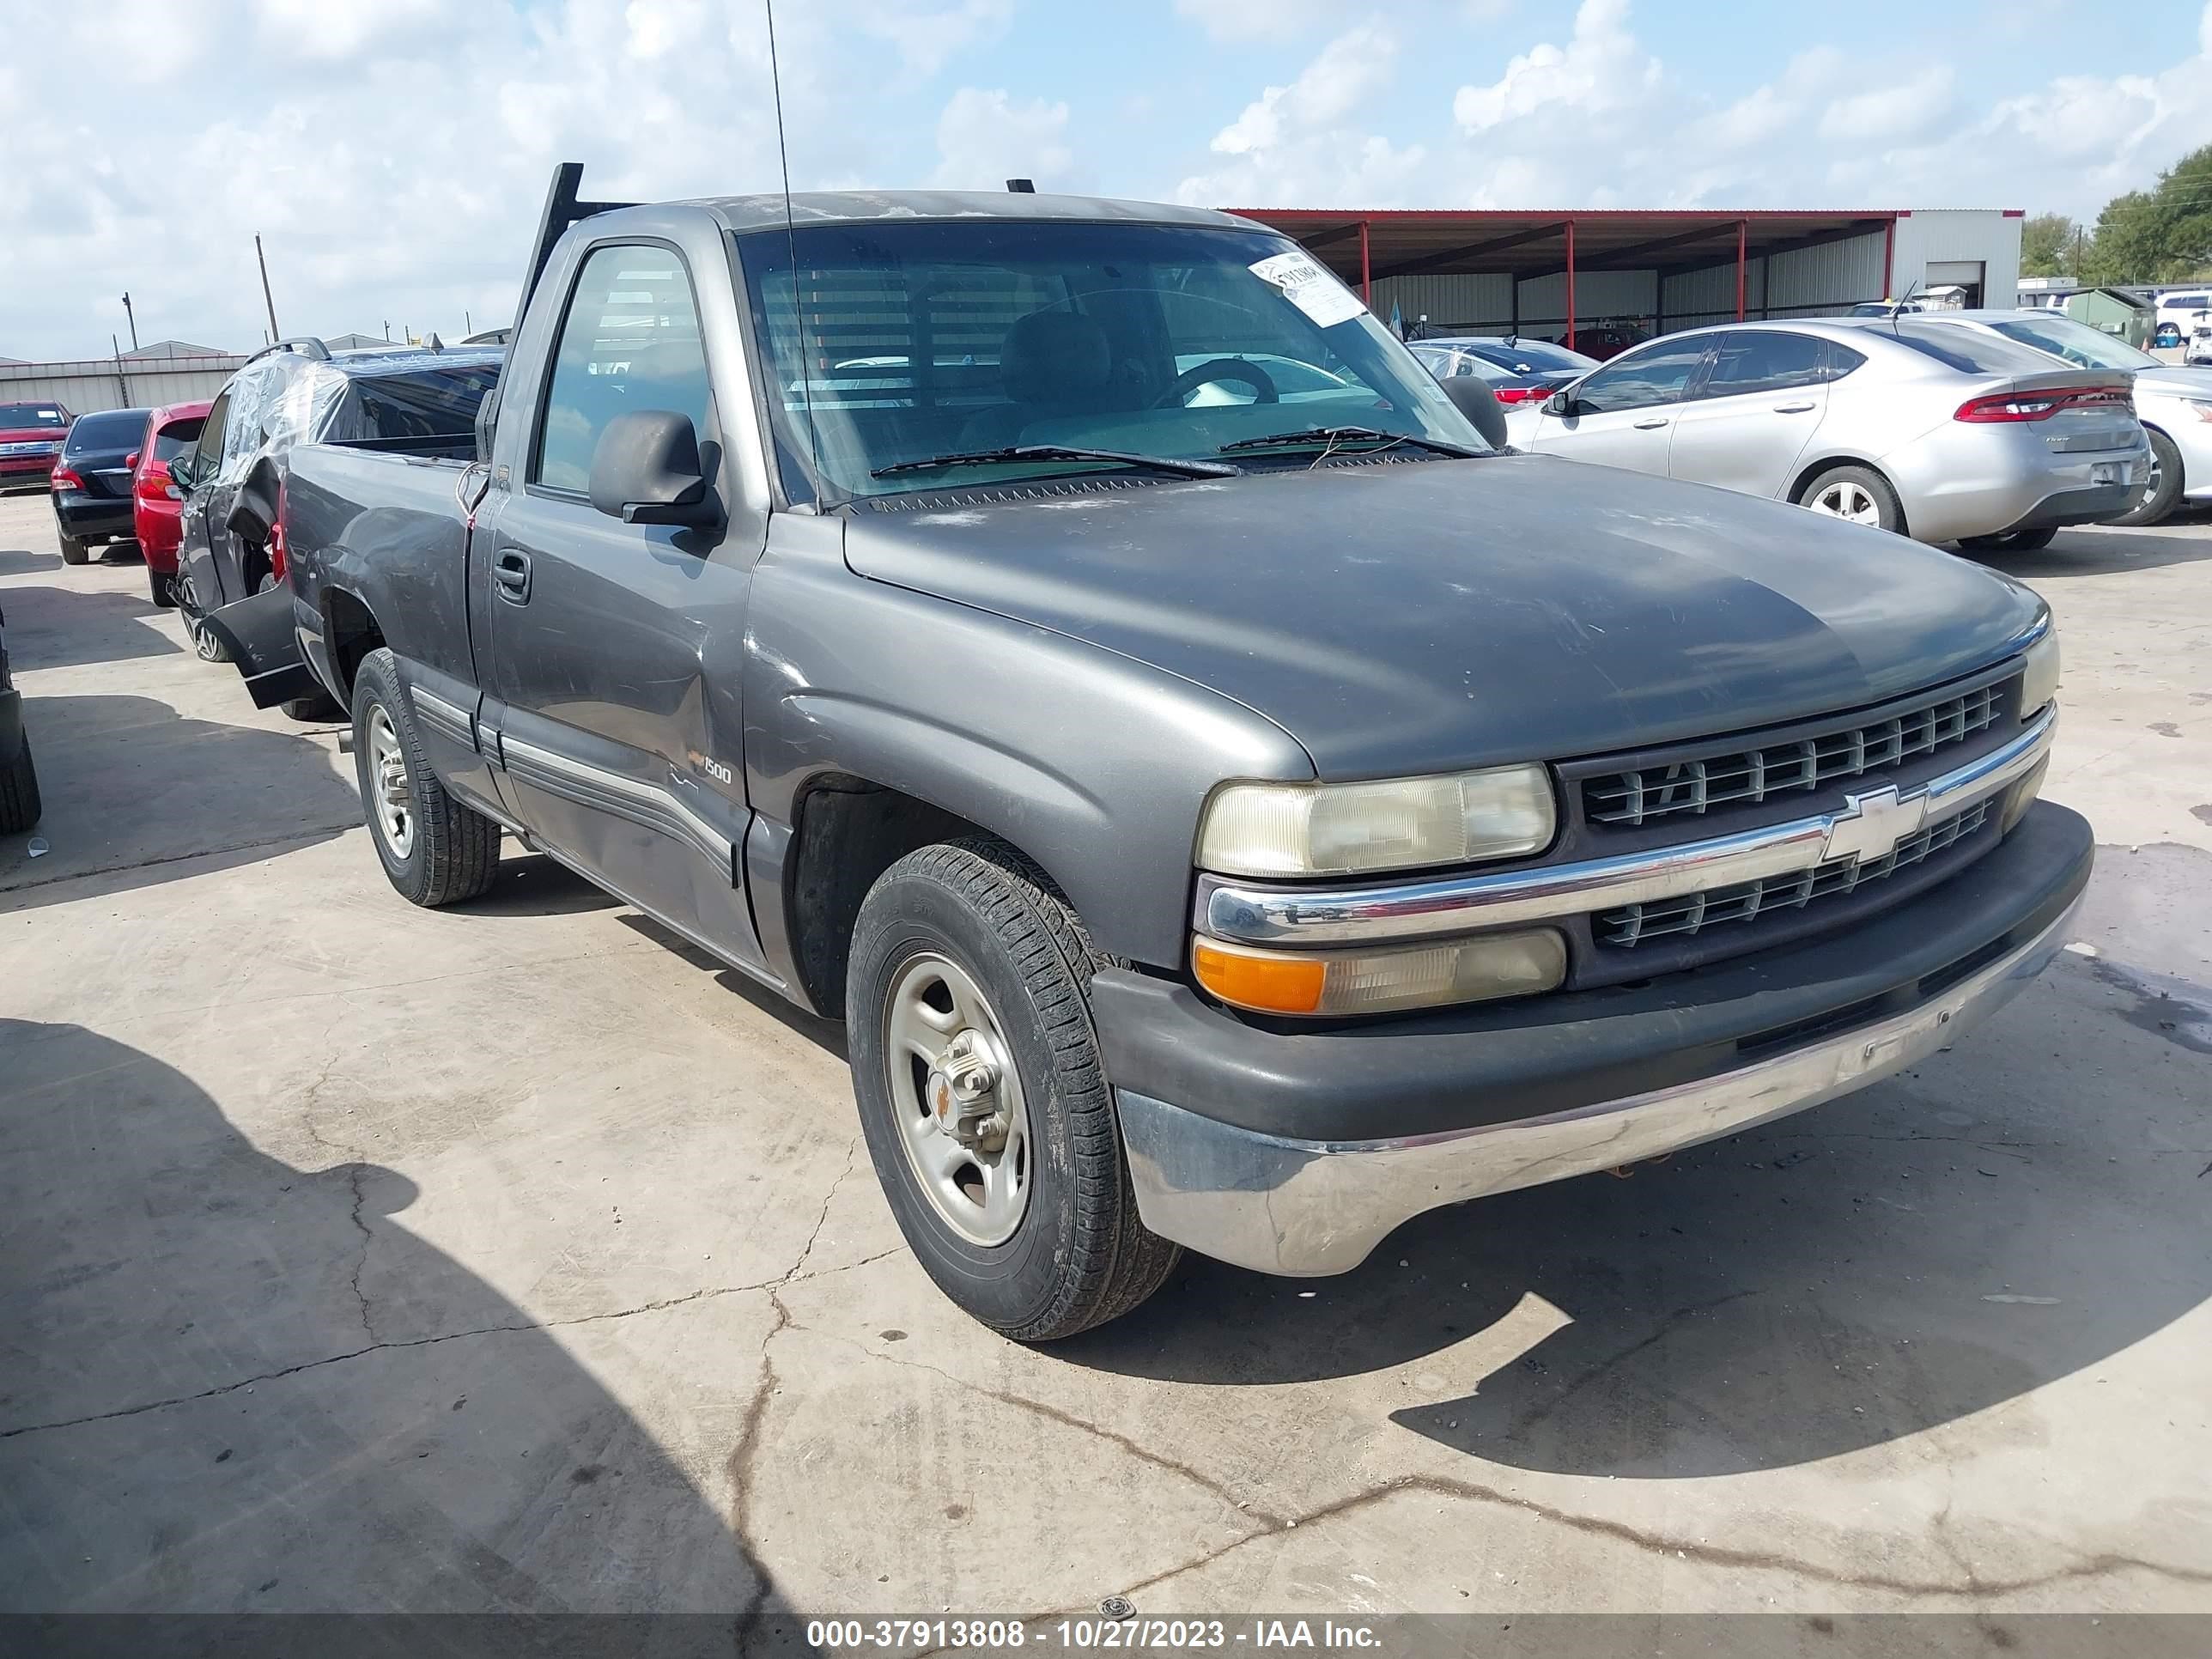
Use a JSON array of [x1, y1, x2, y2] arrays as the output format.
[[1152, 356, 1279, 408]]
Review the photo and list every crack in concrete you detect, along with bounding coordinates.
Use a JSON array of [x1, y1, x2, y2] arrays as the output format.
[[1076, 1472, 2212, 1609], [817, 1326, 1287, 1531], [1492, 1289, 1756, 1443], [0, 1248, 894, 1443], [0, 821, 363, 900]]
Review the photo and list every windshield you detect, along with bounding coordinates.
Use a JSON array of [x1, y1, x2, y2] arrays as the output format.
[[736, 219, 1485, 503], [1982, 313, 2160, 372], [0, 404, 67, 430]]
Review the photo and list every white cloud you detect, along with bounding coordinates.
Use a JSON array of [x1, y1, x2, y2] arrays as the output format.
[[932, 88, 1073, 190], [1212, 25, 1396, 155], [853, 0, 1014, 80], [1817, 66, 1954, 143], [1451, 0, 1659, 134]]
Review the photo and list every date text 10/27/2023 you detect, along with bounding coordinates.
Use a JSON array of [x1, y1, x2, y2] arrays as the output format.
[[805, 1620, 1384, 1650]]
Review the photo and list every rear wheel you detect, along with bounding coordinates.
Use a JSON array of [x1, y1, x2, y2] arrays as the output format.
[[2110, 428, 2184, 528], [58, 531, 87, 566], [1799, 465, 1905, 536], [350, 647, 500, 907], [148, 568, 177, 608], [846, 838, 1179, 1341], [0, 737, 40, 834], [1960, 527, 2058, 552]]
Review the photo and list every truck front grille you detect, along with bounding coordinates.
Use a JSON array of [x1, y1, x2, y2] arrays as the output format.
[[1583, 682, 2004, 830], [1595, 801, 1992, 948]]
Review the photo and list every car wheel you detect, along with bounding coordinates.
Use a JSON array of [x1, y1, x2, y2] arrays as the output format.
[[1799, 465, 1905, 535], [188, 617, 233, 662], [0, 736, 40, 835], [846, 837, 1180, 1341], [351, 647, 501, 908], [2110, 428, 2183, 528], [148, 568, 177, 608], [1960, 527, 2058, 552], [58, 531, 88, 566]]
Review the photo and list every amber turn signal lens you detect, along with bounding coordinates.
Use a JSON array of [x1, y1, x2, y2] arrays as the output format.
[[1192, 938, 1328, 1015]]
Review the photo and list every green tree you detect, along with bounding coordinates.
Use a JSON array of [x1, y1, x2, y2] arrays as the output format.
[[2081, 144, 2212, 283], [2019, 212, 2081, 277]]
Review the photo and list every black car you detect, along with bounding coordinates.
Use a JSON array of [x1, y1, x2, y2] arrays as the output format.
[[1410, 336, 1601, 408], [0, 605, 38, 835], [167, 337, 500, 660], [50, 407, 151, 565]]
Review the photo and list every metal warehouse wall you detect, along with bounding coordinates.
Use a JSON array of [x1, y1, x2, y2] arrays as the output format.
[[1515, 270, 1656, 334], [0, 356, 245, 416], [1662, 259, 1768, 330], [1890, 210, 2021, 307], [1369, 273, 1512, 331], [1660, 231, 1884, 330]]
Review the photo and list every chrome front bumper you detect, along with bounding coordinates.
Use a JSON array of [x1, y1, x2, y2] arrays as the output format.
[[1119, 892, 2079, 1275]]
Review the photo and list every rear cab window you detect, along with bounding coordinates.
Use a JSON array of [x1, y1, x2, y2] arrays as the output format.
[[335, 365, 500, 447]]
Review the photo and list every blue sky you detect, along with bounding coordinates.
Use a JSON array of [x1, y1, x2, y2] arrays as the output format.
[[2, 0, 2207, 359]]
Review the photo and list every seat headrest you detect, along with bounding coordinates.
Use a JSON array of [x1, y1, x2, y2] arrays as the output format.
[[1000, 311, 1111, 406]]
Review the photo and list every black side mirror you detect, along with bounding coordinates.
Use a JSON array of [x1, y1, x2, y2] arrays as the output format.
[[1544, 390, 1577, 416], [168, 454, 198, 491], [588, 410, 718, 527], [1438, 375, 1508, 449]]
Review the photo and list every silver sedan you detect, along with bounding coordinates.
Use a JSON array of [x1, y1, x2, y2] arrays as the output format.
[[1503, 317, 2150, 549]]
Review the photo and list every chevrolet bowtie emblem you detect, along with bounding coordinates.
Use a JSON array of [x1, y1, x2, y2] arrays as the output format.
[[1821, 784, 1929, 865]]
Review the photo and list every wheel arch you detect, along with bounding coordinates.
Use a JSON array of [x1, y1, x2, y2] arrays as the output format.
[[320, 586, 386, 704], [1788, 454, 1911, 536]]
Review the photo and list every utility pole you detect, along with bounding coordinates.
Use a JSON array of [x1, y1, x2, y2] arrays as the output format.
[[120, 292, 139, 352], [255, 234, 280, 340]]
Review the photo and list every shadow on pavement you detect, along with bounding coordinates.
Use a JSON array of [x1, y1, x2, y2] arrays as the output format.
[[0, 694, 361, 905], [1968, 515, 2212, 580], [0, 548, 60, 576], [0, 584, 176, 669], [0, 1018, 784, 1628], [1059, 851, 2212, 1478], [465, 850, 625, 919]]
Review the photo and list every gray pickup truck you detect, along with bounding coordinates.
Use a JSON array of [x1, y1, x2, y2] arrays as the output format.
[[217, 167, 2090, 1340]]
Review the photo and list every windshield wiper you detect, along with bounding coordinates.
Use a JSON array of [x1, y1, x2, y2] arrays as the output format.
[[1218, 426, 1485, 459], [872, 445, 1237, 480]]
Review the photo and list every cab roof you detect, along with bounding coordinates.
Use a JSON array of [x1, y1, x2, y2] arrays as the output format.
[[681, 191, 1256, 236]]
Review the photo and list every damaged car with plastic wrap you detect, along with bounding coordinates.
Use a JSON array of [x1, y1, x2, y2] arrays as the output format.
[[214, 167, 2091, 1340]]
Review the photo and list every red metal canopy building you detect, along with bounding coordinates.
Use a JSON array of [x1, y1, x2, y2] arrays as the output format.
[[1231, 209, 2020, 349]]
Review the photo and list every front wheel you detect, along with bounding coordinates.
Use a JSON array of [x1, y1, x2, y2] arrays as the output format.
[[846, 839, 1179, 1341], [350, 647, 500, 907], [1799, 464, 1905, 536], [148, 568, 177, 609], [188, 617, 233, 662]]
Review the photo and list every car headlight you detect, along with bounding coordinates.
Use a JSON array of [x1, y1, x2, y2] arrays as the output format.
[[1196, 763, 1556, 878], [2021, 628, 2060, 717]]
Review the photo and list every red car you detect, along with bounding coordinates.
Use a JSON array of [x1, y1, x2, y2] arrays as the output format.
[[132, 400, 212, 607], [1562, 324, 1651, 362], [1, 401, 73, 490]]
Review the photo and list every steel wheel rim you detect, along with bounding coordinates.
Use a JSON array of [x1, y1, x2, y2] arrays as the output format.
[[1809, 481, 1881, 525], [883, 951, 1031, 1247], [366, 704, 415, 860]]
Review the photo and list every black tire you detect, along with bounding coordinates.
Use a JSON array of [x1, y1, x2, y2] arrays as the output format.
[[847, 838, 1180, 1341], [0, 736, 40, 835], [349, 647, 500, 907], [2111, 428, 2184, 528], [1960, 527, 2058, 552], [1797, 464, 1906, 536], [58, 531, 88, 566], [148, 568, 177, 608]]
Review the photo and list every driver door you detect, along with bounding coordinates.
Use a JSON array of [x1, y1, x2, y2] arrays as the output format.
[[1516, 335, 1711, 477]]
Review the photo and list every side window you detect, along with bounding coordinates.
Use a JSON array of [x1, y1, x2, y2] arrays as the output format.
[[535, 243, 714, 494], [1826, 342, 1868, 380], [1700, 331, 1829, 399], [187, 390, 231, 477], [1569, 337, 1709, 414]]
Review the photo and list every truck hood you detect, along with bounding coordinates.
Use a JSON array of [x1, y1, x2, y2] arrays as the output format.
[[842, 454, 2046, 778]]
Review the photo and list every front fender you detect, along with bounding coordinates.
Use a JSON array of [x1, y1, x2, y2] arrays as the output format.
[[742, 519, 1311, 972]]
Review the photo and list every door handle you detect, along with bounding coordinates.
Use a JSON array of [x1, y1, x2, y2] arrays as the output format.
[[1632, 416, 1669, 430], [492, 547, 532, 604], [1772, 399, 1817, 413]]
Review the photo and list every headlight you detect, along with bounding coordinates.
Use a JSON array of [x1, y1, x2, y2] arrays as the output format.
[[1197, 763, 1556, 878], [2021, 628, 2060, 717], [1193, 929, 1567, 1018]]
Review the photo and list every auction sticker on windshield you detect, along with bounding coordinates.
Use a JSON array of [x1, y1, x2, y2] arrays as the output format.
[[1249, 251, 1366, 329]]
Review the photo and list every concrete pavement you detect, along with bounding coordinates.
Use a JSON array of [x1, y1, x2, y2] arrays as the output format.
[[3, 489, 2209, 1623]]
